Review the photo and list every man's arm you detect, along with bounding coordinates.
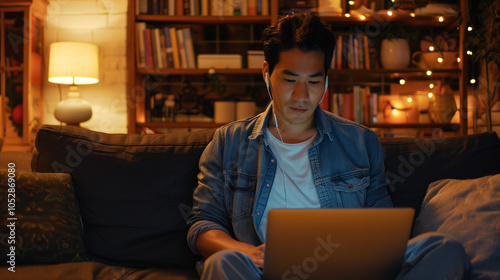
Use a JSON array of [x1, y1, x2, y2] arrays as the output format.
[[196, 229, 265, 268]]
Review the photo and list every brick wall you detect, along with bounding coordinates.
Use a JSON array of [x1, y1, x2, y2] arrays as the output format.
[[44, 0, 128, 133]]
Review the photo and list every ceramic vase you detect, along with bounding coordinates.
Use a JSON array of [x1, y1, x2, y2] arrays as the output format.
[[380, 38, 410, 69], [214, 101, 235, 123]]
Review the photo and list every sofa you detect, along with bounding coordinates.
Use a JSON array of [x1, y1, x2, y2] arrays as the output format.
[[1, 124, 499, 280]]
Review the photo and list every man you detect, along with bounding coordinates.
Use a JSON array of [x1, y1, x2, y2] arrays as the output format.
[[187, 13, 471, 280]]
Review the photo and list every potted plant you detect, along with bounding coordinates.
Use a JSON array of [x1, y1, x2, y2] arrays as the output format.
[[204, 68, 235, 123], [380, 25, 418, 69], [465, 0, 500, 132]]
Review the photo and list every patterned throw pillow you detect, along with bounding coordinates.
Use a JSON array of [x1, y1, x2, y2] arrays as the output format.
[[0, 170, 87, 264]]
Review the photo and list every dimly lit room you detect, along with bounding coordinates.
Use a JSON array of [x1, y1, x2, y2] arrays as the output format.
[[0, 0, 499, 279]]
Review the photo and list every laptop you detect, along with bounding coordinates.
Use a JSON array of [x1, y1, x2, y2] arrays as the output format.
[[262, 208, 414, 280]]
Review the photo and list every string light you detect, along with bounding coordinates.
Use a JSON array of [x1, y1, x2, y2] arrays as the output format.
[[359, 15, 366, 20], [428, 92, 434, 98], [410, 13, 416, 17], [468, 26, 473, 32], [349, 0, 355, 5], [387, 11, 393, 16], [467, 50, 473, 55], [438, 16, 444, 22], [470, 79, 476, 84], [426, 70, 432, 76], [437, 57, 443, 63], [429, 46, 435, 51], [429, 83, 435, 89], [457, 57, 461, 63], [399, 79, 406, 85], [407, 97, 413, 103]]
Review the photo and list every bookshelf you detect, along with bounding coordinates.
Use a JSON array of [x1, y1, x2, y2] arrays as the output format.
[[126, 0, 469, 136], [0, 0, 47, 151]]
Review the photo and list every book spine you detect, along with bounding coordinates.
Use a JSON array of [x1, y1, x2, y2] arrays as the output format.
[[135, 22, 146, 68], [176, 28, 188, 68], [164, 27, 174, 68], [144, 28, 153, 68], [169, 27, 181, 68], [168, 0, 176, 15], [248, 0, 257, 15], [183, 28, 196, 68]]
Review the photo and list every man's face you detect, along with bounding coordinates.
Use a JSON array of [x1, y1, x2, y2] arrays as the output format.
[[266, 48, 326, 127]]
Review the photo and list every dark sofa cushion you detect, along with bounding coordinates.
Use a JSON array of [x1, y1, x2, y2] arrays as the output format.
[[32, 125, 216, 269], [0, 170, 86, 265], [381, 132, 500, 217]]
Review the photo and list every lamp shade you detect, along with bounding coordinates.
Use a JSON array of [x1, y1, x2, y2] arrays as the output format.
[[48, 42, 99, 85]]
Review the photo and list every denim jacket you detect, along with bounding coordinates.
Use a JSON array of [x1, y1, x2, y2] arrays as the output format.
[[187, 105, 392, 254]]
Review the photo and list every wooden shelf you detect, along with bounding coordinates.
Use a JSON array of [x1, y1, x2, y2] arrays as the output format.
[[321, 14, 458, 27], [127, 0, 469, 135], [136, 15, 272, 24]]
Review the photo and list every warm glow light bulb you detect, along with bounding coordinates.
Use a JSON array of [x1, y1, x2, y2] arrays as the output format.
[[429, 83, 435, 89], [438, 16, 444, 22], [428, 92, 434, 98], [457, 57, 461, 63], [349, 1, 355, 5], [437, 57, 443, 63], [467, 50, 473, 55], [345, 13, 351, 18], [410, 13, 415, 17], [359, 15, 366, 20], [407, 97, 413, 103], [399, 79, 406, 85], [426, 70, 432, 76], [429, 46, 435, 51], [387, 11, 393, 16], [468, 26, 473, 32], [470, 79, 476, 84]]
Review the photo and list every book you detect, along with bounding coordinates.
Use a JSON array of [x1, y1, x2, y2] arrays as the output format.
[[169, 27, 181, 68], [168, 0, 176, 15], [176, 28, 188, 68], [144, 28, 153, 68], [183, 28, 196, 68], [248, 0, 257, 15], [135, 22, 146, 68], [224, 0, 234, 15], [163, 27, 174, 68], [363, 35, 370, 70], [212, 0, 224, 15], [201, 0, 209, 15]]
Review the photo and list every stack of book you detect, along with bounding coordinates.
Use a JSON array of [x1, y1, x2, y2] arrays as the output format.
[[136, 0, 270, 16], [330, 86, 379, 124], [332, 34, 377, 70], [136, 23, 196, 69]]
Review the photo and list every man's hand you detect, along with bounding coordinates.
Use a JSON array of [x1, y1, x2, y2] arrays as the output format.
[[244, 244, 266, 268], [197, 229, 266, 268]]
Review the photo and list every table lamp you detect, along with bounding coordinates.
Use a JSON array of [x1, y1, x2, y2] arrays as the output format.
[[48, 41, 99, 126]]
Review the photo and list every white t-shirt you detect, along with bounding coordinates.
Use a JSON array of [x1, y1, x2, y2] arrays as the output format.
[[258, 127, 321, 241]]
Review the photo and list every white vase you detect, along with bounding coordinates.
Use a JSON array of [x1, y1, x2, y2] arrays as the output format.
[[380, 38, 410, 69], [236, 101, 256, 120], [214, 101, 235, 123]]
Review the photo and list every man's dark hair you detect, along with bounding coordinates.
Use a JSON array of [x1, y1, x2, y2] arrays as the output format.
[[261, 13, 336, 75]]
